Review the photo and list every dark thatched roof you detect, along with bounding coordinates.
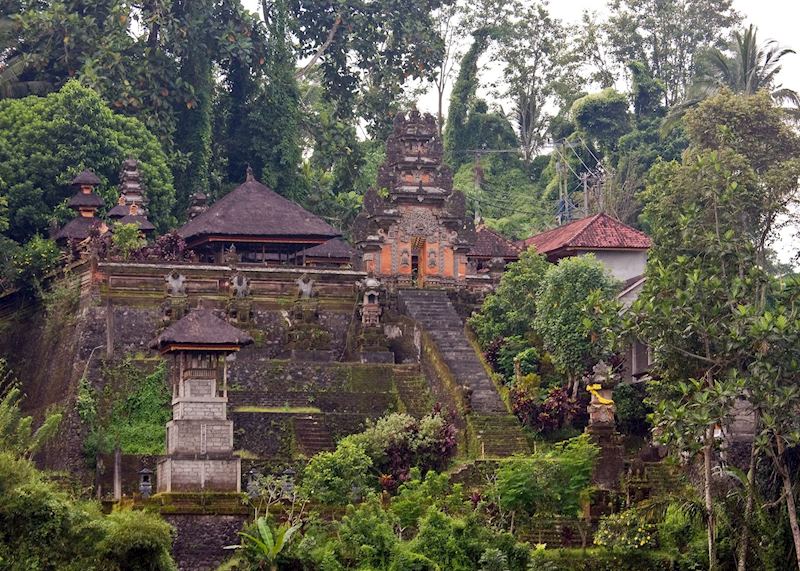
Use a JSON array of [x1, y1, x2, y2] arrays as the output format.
[[55, 216, 102, 241], [72, 169, 101, 186], [67, 191, 104, 209], [150, 309, 254, 352], [117, 214, 155, 231], [177, 177, 339, 243], [468, 226, 520, 259], [298, 238, 356, 259], [108, 203, 130, 218]]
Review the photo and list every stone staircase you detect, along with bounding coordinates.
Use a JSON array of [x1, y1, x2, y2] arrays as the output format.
[[469, 414, 531, 457], [293, 415, 335, 456], [398, 289, 529, 457], [398, 289, 505, 413], [393, 365, 433, 418]]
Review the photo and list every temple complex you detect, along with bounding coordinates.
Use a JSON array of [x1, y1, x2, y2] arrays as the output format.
[[177, 168, 340, 264], [353, 109, 474, 287]]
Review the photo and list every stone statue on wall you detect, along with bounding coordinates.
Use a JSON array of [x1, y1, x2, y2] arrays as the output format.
[[230, 273, 250, 298], [224, 244, 238, 267], [296, 274, 315, 299], [427, 250, 437, 269], [165, 271, 187, 296]]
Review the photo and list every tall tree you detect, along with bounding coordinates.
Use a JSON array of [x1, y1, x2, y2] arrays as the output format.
[[172, 0, 215, 211], [444, 29, 490, 169], [431, 1, 463, 135], [498, 2, 576, 163], [289, 0, 447, 129], [248, 0, 303, 198], [634, 91, 800, 570], [604, 0, 740, 105]]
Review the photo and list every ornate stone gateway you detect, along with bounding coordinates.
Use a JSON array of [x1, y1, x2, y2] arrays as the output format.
[[353, 108, 474, 288]]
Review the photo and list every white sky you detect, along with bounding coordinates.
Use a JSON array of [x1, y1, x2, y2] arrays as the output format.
[[242, 0, 800, 264]]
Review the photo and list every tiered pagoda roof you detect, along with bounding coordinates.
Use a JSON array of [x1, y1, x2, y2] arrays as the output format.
[[56, 169, 106, 242], [108, 158, 154, 233], [177, 170, 339, 249], [517, 213, 651, 259]]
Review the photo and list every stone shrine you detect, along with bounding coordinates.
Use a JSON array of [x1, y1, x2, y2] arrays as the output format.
[[353, 108, 474, 287], [150, 307, 253, 492]]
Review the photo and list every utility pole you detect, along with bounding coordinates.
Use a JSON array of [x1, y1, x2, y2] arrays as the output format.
[[581, 171, 590, 217]]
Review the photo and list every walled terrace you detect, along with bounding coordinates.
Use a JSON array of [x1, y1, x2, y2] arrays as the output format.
[[1, 258, 526, 487]]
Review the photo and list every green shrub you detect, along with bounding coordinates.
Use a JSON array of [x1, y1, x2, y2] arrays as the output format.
[[390, 468, 465, 530], [529, 548, 673, 571], [0, 452, 175, 570], [8, 235, 61, 292], [94, 510, 176, 571], [389, 549, 440, 571], [336, 497, 399, 569], [111, 222, 146, 260], [87, 359, 171, 458], [594, 508, 656, 552], [613, 383, 650, 435], [301, 440, 373, 505], [494, 434, 598, 518]]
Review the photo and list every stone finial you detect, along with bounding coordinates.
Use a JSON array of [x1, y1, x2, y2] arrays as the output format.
[[246, 165, 255, 182]]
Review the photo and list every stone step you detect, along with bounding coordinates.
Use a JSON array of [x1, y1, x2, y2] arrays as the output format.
[[394, 375, 433, 418], [293, 416, 335, 455]]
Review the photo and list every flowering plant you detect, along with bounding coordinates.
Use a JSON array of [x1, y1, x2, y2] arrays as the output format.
[[594, 508, 656, 552]]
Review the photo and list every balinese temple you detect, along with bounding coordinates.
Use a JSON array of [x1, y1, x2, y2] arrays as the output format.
[[177, 168, 340, 264], [467, 225, 520, 273], [150, 307, 253, 493], [55, 169, 109, 243], [352, 109, 474, 287], [108, 158, 155, 235], [295, 238, 356, 268]]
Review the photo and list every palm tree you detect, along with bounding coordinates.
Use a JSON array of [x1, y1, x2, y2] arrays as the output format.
[[692, 25, 799, 107], [664, 25, 798, 131]]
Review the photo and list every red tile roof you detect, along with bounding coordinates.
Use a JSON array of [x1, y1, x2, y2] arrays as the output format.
[[468, 226, 521, 259], [517, 213, 650, 255]]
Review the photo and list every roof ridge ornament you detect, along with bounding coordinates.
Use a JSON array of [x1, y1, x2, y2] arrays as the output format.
[[246, 165, 255, 182]]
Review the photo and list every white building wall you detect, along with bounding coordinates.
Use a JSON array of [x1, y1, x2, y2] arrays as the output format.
[[576, 249, 647, 282]]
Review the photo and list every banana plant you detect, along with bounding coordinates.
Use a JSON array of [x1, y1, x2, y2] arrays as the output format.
[[225, 517, 300, 571]]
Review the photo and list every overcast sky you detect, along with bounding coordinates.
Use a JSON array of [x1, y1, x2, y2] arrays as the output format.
[[241, 0, 799, 263]]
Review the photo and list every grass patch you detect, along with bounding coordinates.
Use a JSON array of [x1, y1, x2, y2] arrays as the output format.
[[233, 405, 322, 414]]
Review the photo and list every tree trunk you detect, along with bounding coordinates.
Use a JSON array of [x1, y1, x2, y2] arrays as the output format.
[[437, 88, 444, 136], [776, 437, 800, 570], [736, 437, 757, 571], [704, 432, 717, 571]]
